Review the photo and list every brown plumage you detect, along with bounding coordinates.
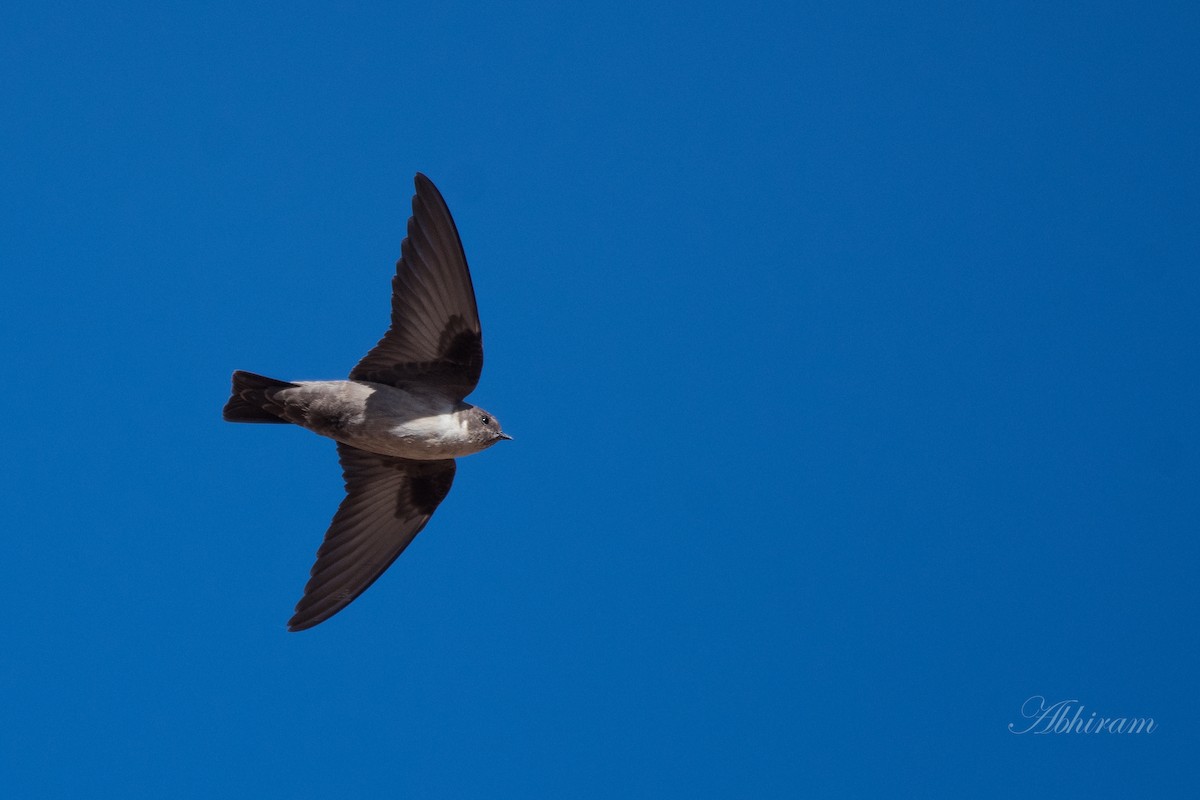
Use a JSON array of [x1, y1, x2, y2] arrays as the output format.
[[223, 174, 510, 631]]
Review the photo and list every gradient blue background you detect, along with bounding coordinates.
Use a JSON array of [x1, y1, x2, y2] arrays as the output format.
[[3, 2, 1197, 796]]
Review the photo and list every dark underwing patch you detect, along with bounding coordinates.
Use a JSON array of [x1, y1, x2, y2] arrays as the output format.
[[404, 462, 456, 516]]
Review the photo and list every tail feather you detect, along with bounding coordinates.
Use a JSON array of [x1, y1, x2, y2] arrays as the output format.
[[223, 371, 298, 424]]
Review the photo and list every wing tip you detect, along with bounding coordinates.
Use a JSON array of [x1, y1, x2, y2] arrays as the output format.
[[413, 172, 448, 206], [286, 605, 331, 633]]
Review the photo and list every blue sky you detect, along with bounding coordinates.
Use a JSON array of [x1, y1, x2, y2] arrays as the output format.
[[2, 2, 1197, 796]]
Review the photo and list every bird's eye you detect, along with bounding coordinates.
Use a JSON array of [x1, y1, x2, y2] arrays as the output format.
[[480, 415, 490, 425]]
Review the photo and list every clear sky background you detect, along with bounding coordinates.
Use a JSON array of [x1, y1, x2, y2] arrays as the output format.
[[2, 2, 1198, 797]]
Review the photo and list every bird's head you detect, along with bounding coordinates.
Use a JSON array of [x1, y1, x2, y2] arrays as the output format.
[[462, 405, 512, 448]]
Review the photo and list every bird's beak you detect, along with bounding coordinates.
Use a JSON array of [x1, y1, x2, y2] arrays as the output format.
[[498, 432, 513, 441]]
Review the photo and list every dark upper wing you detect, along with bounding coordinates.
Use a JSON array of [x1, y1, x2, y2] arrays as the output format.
[[287, 443, 456, 632], [349, 173, 483, 401]]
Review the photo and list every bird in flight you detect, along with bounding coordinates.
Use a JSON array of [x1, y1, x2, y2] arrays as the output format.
[[223, 173, 510, 631]]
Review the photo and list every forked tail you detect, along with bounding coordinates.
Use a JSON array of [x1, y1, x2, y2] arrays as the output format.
[[223, 370, 298, 424]]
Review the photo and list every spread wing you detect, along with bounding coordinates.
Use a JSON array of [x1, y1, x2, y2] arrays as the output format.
[[287, 443, 456, 632], [349, 173, 483, 401]]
